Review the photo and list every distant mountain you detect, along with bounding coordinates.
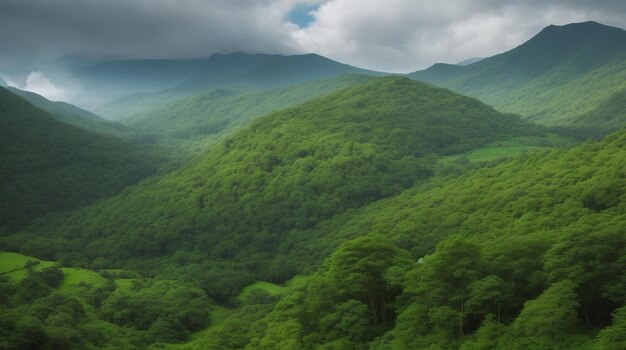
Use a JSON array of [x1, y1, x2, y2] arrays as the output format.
[[456, 57, 484, 65], [19, 77, 535, 298], [88, 52, 383, 118], [410, 21, 626, 131], [74, 58, 205, 94], [7, 87, 132, 136], [174, 52, 383, 91], [123, 75, 375, 154], [0, 76, 6, 87], [0, 87, 162, 232]]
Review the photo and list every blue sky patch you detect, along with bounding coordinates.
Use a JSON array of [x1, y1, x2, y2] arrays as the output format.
[[287, 3, 320, 28]]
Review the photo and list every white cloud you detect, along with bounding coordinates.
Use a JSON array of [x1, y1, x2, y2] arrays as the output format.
[[289, 0, 624, 72], [0, 0, 624, 73], [23, 71, 66, 101]]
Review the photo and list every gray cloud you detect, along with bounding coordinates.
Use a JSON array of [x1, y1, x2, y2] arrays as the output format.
[[293, 0, 626, 72], [1, 0, 624, 74], [0, 0, 300, 70]]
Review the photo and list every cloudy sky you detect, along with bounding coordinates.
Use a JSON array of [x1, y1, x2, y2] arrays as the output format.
[[1, 0, 625, 75]]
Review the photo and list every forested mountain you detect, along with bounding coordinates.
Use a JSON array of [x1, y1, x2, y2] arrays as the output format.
[[410, 21, 626, 131], [7, 76, 535, 293], [1, 92, 622, 349], [1, 14, 624, 350], [123, 75, 374, 154], [7, 87, 132, 137], [0, 87, 163, 233], [176, 127, 626, 350]]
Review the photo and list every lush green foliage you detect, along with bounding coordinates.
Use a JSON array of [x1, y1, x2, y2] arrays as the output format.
[[7, 87, 134, 137], [0, 87, 164, 232], [0, 252, 215, 349], [410, 21, 626, 131], [176, 128, 625, 349], [1, 39, 624, 348], [123, 75, 374, 154], [5, 77, 532, 296]]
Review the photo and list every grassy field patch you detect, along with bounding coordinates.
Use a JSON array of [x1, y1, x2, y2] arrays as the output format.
[[439, 134, 575, 164], [236, 281, 286, 303], [0, 251, 57, 282], [60, 267, 107, 290]]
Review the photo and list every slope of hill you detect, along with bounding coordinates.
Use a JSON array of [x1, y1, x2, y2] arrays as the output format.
[[457, 57, 484, 65], [92, 53, 383, 119], [410, 21, 626, 130], [7, 87, 132, 137], [175, 52, 382, 92], [8, 77, 535, 298], [187, 128, 625, 350], [123, 75, 375, 154], [0, 87, 163, 232]]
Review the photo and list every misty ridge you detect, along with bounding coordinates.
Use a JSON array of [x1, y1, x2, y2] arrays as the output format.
[[0, 1, 625, 349]]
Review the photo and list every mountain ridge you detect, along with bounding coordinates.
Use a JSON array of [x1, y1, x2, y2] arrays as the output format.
[[409, 21, 626, 130], [0, 87, 162, 232]]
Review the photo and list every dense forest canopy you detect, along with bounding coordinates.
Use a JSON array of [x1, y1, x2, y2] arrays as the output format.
[[410, 21, 626, 133], [0, 87, 165, 233], [0, 18, 624, 350]]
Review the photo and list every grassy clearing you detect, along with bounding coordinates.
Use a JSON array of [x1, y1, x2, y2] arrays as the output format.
[[236, 281, 287, 303], [0, 251, 57, 282], [0, 251, 55, 273], [60, 267, 107, 290], [439, 134, 575, 164], [1, 251, 110, 288]]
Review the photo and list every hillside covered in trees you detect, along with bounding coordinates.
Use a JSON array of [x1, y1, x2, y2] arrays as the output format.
[[6, 77, 539, 285], [122, 75, 374, 154], [0, 87, 164, 233], [410, 21, 626, 133], [0, 12, 624, 350]]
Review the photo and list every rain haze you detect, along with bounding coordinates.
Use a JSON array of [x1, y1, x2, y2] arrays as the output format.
[[1, 0, 625, 100]]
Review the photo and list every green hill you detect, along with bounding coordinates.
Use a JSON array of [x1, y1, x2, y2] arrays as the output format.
[[7, 87, 133, 137], [0, 87, 163, 232], [10, 77, 534, 297], [123, 75, 375, 154], [410, 21, 626, 131], [190, 128, 626, 350]]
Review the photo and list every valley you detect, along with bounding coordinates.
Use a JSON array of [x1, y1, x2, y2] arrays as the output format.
[[0, 15, 624, 350]]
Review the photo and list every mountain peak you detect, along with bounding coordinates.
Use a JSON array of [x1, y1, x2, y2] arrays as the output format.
[[178, 52, 374, 91], [534, 20, 626, 42]]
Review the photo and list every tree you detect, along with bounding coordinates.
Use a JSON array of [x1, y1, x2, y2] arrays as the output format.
[[322, 234, 404, 326], [466, 275, 512, 325], [412, 236, 484, 336], [594, 306, 626, 350], [505, 280, 580, 348]]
